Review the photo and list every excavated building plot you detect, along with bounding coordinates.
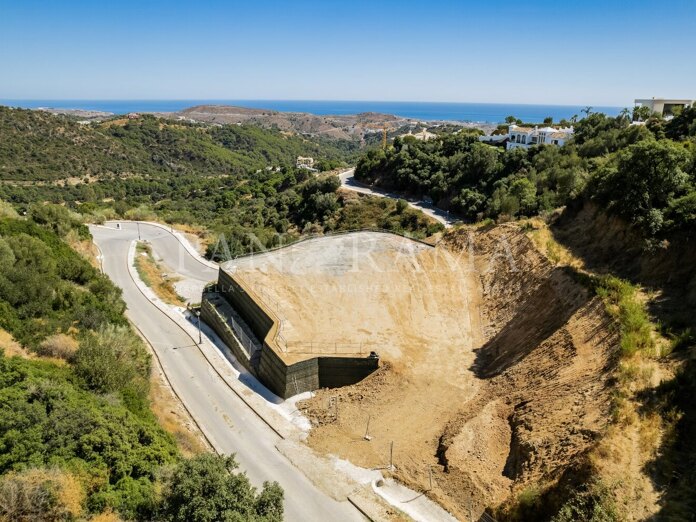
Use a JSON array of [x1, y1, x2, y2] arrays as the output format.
[[222, 231, 484, 368], [213, 228, 616, 520]]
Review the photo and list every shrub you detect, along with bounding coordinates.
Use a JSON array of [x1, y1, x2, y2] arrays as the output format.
[[0, 468, 84, 522], [36, 334, 79, 360], [0, 201, 18, 220], [551, 480, 618, 522], [158, 454, 283, 522], [73, 325, 150, 396], [596, 276, 654, 357], [395, 198, 408, 214]]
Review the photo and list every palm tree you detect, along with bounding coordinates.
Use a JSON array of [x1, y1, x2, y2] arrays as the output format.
[[581, 106, 593, 117]]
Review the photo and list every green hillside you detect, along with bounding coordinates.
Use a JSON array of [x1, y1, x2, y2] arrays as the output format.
[[0, 209, 283, 521], [0, 107, 357, 182]]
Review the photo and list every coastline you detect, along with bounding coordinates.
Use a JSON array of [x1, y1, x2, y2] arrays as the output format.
[[0, 99, 623, 124]]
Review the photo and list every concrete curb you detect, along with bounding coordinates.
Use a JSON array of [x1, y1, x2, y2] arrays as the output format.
[[126, 240, 293, 440], [129, 317, 217, 455], [129, 220, 219, 270]]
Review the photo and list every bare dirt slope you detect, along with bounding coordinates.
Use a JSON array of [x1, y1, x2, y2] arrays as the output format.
[[174, 105, 408, 140], [299, 225, 619, 520]]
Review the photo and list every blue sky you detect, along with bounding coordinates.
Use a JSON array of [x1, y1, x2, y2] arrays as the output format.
[[0, 0, 694, 105]]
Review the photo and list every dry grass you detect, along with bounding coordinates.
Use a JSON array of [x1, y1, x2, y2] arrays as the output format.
[[149, 362, 207, 457], [0, 328, 31, 359], [36, 333, 78, 361], [0, 328, 71, 366], [170, 223, 213, 254], [0, 468, 84, 522], [90, 511, 124, 522], [522, 218, 583, 269], [134, 243, 185, 306], [64, 228, 100, 268]]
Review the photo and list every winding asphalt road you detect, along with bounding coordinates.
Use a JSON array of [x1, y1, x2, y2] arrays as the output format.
[[90, 222, 364, 522], [339, 168, 457, 228]]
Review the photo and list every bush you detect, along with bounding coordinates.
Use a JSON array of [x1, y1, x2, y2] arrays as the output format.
[[0, 468, 84, 522], [158, 454, 283, 522], [73, 325, 150, 396], [0, 352, 177, 519], [36, 334, 79, 360], [595, 276, 654, 357], [395, 198, 408, 214], [551, 480, 619, 522], [0, 201, 18, 220]]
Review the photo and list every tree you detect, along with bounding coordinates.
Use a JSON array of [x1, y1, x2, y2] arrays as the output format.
[[543, 116, 553, 125], [597, 140, 691, 234], [0, 234, 58, 319], [632, 105, 653, 122], [158, 454, 283, 522], [665, 105, 696, 140], [509, 177, 537, 215]]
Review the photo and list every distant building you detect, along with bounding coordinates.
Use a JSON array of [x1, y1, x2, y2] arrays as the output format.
[[506, 125, 574, 150], [401, 128, 437, 141], [478, 134, 508, 145], [634, 98, 694, 118], [296, 156, 316, 170], [127, 112, 140, 120]]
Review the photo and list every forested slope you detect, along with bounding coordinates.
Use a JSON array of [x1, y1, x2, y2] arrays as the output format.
[[0, 205, 283, 521], [0, 107, 442, 258], [355, 108, 696, 240]]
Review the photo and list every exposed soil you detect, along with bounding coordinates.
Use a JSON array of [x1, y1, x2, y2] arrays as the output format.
[[297, 225, 619, 519], [226, 232, 483, 365]]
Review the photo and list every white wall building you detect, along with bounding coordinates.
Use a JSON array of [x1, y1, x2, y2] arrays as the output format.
[[506, 125, 574, 150], [296, 156, 315, 169], [634, 98, 694, 117]]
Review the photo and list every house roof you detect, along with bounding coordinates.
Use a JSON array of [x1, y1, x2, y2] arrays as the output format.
[[509, 126, 533, 133]]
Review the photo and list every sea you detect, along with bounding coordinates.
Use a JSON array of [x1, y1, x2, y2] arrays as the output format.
[[0, 99, 623, 124]]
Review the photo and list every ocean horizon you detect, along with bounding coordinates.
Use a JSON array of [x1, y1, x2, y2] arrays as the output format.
[[0, 99, 623, 124]]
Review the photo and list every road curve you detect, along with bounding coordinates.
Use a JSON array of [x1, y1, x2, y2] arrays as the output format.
[[339, 168, 457, 228], [90, 222, 364, 522]]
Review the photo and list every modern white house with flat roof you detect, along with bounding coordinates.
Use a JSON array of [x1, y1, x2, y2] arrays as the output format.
[[506, 125, 574, 150], [634, 98, 694, 117]]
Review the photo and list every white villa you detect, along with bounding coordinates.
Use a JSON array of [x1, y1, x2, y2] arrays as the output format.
[[296, 156, 315, 169], [506, 125, 574, 150], [634, 98, 694, 118]]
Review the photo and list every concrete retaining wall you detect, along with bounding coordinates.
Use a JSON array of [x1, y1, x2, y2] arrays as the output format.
[[217, 269, 275, 341], [256, 342, 379, 398], [205, 267, 379, 399], [318, 357, 380, 388], [258, 347, 320, 398], [201, 294, 253, 373]]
